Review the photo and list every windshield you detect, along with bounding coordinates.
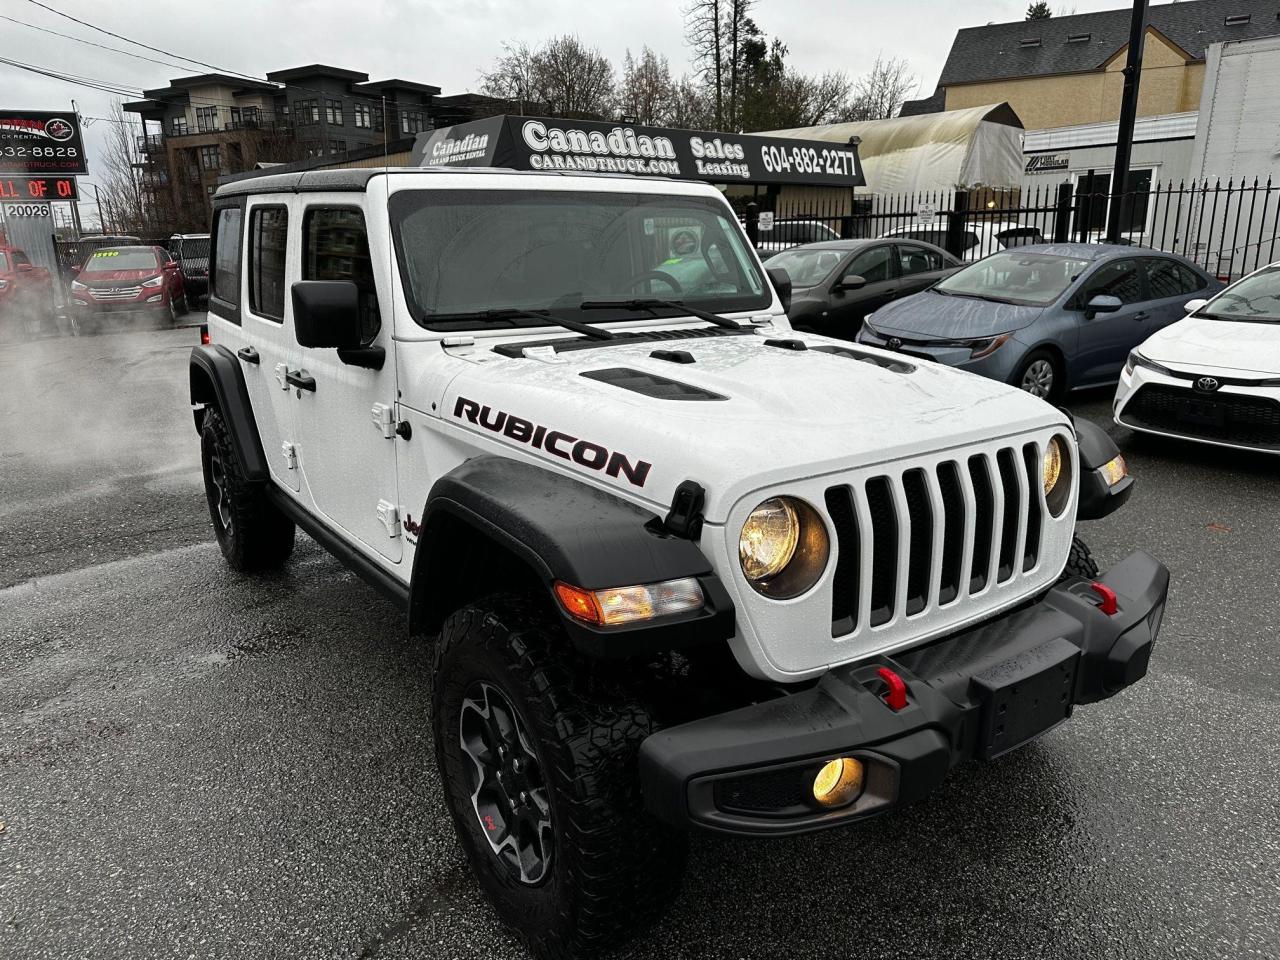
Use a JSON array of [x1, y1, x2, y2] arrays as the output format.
[[768, 247, 847, 287], [936, 251, 1089, 306], [83, 248, 158, 273], [389, 189, 768, 328], [1199, 267, 1280, 324]]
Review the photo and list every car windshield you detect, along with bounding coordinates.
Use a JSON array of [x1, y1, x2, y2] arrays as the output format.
[[1198, 267, 1280, 324], [83, 248, 158, 272], [389, 189, 768, 328], [935, 251, 1089, 306], [0, 253, 8, 272], [768, 247, 847, 287]]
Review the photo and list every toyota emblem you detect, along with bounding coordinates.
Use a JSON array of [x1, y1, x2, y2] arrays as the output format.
[[1194, 376, 1221, 393], [887, 337, 902, 351]]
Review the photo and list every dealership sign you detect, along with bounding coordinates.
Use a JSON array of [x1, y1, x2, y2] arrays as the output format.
[[0, 111, 87, 175], [0, 175, 79, 201], [411, 115, 864, 187]]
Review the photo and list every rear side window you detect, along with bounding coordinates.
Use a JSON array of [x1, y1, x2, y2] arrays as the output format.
[[1145, 259, 1205, 298], [897, 244, 945, 275], [303, 208, 380, 342], [12, 250, 31, 267], [248, 206, 288, 322], [211, 207, 243, 310]]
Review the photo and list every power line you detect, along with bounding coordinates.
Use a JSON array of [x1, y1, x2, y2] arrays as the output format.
[[1, 15, 197, 73]]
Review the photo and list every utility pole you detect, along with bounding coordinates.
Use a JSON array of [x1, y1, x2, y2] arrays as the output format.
[[70, 99, 84, 238], [1106, 0, 1149, 244]]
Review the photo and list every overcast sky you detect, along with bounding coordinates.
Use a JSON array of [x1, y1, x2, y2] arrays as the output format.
[[4, 0, 1135, 222]]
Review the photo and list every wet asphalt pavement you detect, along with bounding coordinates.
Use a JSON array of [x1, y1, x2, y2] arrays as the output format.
[[1, 326, 1277, 960]]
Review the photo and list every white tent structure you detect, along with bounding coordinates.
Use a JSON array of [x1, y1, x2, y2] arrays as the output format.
[[764, 103, 1025, 195]]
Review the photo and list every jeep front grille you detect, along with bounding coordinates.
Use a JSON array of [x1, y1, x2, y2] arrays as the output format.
[[824, 443, 1046, 638]]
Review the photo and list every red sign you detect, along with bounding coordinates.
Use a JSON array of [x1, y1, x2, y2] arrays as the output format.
[[0, 111, 87, 174], [0, 176, 79, 201]]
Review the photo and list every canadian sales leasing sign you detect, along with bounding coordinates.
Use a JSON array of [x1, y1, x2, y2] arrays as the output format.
[[411, 115, 864, 187], [0, 111, 88, 175]]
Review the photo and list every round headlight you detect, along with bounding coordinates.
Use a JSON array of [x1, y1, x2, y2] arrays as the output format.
[[1043, 435, 1073, 517], [739, 497, 830, 598]]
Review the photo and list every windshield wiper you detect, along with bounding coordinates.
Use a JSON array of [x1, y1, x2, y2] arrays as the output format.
[[431, 307, 615, 341], [937, 291, 1017, 305], [578, 298, 744, 330]]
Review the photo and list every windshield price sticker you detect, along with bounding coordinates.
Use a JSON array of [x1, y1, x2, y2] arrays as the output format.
[[93, 250, 120, 257]]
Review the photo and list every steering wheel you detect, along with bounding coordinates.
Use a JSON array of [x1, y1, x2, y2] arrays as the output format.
[[626, 270, 683, 295]]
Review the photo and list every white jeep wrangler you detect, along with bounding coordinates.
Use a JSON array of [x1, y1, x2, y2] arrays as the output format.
[[190, 167, 1168, 959]]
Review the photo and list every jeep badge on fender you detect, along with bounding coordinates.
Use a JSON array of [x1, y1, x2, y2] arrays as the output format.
[[188, 165, 1168, 960]]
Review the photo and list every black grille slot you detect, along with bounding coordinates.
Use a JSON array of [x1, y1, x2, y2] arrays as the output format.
[[1121, 385, 1280, 449], [903, 469, 933, 616], [824, 486, 860, 637], [865, 477, 898, 626], [967, 455, 994, 593], [714, 767, 808, 815], [996, 448, 1021, 583], [580, 367, 727, 401], [1021, 444, 1043, 571], [936, 461, 965, 605]]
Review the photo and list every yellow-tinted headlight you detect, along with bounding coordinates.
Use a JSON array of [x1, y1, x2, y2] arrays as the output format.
[[739, 498, 800, 582], [1043, 436, 1064, 496]]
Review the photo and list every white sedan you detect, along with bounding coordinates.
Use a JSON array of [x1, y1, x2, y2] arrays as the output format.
[[1114, 262, 1280, 454]]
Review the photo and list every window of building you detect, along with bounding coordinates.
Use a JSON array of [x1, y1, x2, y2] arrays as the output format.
[[195, 106, 218, 132], [325, 98, 343, 125], [211, 206, 243, 309], [171, 116, 189, 136], [303, 208, 380, 342], [249, 206, 288, 322], [353, 103, 373, 129], [230, 106, 242, 127], [199, 145, 221, 171], [295, 99, 319, 124], [275, 102, 290, 124], [329, 140, 346, 155], [400, 110, 425, 135], [242, 106, 261, 126]]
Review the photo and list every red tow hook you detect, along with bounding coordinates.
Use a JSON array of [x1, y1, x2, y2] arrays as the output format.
[[877, 667, 909, 711], [1090, 581, 1119, 616]]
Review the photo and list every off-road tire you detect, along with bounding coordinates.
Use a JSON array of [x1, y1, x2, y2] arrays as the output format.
[[433, 594, 687, 960], [1059, 535, 1099, 581], [1013, 348, 1065, 403], [199, 407, 295, 571]]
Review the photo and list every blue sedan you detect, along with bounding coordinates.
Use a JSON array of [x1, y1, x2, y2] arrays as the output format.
[[856, 243, 1223, 401]]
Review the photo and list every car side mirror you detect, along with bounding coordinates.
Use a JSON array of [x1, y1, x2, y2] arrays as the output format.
[[839, 273, 867, 290], [16, 263, 32, 272], [1183, 298, 1208, 314], [766, 265, 792, 313], [292, 280, 362, 349], [1085, 294, 1122, 318], [164, 260, 179, 270]]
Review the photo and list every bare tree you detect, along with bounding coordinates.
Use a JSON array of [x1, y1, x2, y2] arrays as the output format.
[[685, 0, 725, 126], [620, 47, 674, 124], [843, 54, 916, 121], [98, 101, 148, 234], [481, 36, 615, 118], [667, 73, 715, 129], [480, 40, 540, 112], [726, 0, 753, 128]]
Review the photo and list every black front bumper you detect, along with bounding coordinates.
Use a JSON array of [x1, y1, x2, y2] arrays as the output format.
[[639, 551, 1169, 836]]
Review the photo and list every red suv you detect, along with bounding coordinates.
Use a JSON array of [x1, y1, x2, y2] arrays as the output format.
[[70, 245, 188, 328], [0, 245, 55, 339]]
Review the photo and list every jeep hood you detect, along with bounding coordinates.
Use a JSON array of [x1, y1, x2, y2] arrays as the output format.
[[1141, 314, 1280, 375], [431, 328, 1070, 521], [869, 291, 1045, 340]]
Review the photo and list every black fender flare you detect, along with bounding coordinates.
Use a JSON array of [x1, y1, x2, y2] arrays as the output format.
[[1064, 413, 1134, 521], [189, 344, 269, 482], [408, 456, 735, 658]]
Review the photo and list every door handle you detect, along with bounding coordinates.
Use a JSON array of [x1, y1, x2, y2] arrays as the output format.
[[285, 369, 316, 392], [1132, 311, 1149, 321], [237, 346, 260, 364]]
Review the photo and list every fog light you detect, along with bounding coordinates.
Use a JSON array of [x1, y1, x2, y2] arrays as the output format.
[[146, 294, 163, 303], [1100, 454, 1127, 487], [812, 757, 864, 808]]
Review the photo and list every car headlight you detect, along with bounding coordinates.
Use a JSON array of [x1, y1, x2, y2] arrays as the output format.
[[1125, 350, 1170, 377], [1043, 435, 1073, 517], [968, 333, 1011, 359], [141, 275, 164, 288], [739, 496, 830, 598], [70, 279, 86, 291]]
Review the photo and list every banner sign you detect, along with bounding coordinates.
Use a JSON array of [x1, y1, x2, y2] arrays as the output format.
[[1025, 154, 1070, 175], [411, 115, 864, 187], [0, 111, 87, 175], [0, 175, 79, 201]]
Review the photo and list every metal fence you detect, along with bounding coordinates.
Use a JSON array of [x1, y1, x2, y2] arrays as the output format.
[[743, 177, 1280, 280]]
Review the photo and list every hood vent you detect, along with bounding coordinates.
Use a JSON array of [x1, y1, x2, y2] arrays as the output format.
[[581, 367, 728, 401], [812, 344, 916, 374]]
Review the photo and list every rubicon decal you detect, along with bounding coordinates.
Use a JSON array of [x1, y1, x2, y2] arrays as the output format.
[[453, 397, 652, 488]]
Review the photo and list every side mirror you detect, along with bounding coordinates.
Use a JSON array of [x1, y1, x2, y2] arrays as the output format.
[[16, 262, 33, 272], [1183, 298, 1208, 314], [1085, 294, 1122, 318], [839, 273, 868, 290], [164, 260, 179, 271], [292, 280, 362, 349], [766, 265, 792, 313]]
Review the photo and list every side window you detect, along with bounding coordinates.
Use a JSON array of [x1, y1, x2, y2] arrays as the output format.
[[210, 206, 243, 313], [897, 244, 943, 275], [1146, 259, 1205, 298], [248, 206, 288, 322], [847, 246, 893, 283], [12, 250, 31, 267], [1080, 259, 1144, 306], [303, 208, 380, 342]]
